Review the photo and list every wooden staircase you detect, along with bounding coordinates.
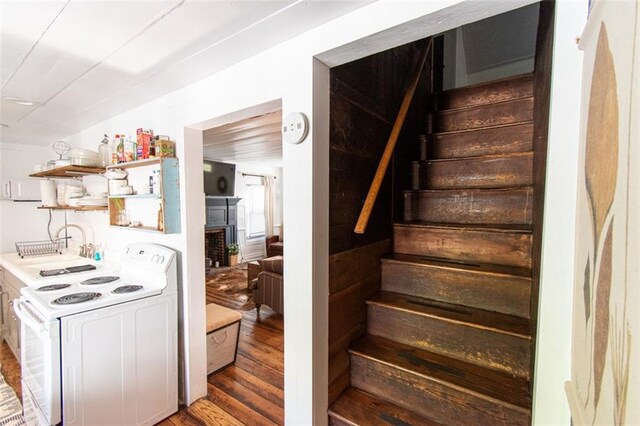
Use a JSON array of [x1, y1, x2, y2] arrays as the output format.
[[329, 74, 537, 425]]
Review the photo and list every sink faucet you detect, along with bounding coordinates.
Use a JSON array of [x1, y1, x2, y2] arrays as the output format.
[[55, 224, 90, 258]]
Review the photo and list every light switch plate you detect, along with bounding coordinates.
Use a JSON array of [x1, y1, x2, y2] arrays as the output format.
[[282, 112, 308, 144]]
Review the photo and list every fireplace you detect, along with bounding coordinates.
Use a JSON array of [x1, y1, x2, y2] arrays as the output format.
[[205, 197, 241, 267], [205, 228, 226, 267]]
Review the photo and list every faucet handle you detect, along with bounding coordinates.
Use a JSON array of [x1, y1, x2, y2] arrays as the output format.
[[82, 243, 95, 259]]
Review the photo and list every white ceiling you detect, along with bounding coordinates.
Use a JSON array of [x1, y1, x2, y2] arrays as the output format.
[[0, 0, 372, 146]]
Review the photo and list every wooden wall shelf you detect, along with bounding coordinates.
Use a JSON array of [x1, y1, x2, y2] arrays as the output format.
[[109, 158, 163, 169], [107, 194, 161, 199], [107, 157, 181, 234], [30, 165, 105, 178], [37, 205, 107, 212]]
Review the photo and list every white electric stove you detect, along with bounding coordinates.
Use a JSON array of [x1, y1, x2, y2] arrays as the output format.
[[14, 243, 179, 426]]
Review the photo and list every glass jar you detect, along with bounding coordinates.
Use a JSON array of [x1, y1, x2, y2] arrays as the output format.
[[116, 210, 130, 226], [98, 134, 112, 167]]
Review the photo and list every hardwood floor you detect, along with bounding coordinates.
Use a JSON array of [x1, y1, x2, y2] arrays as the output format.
[[0, 268, 284, 426], [162, 269, 285, 425], [0, 341, 21, 401]]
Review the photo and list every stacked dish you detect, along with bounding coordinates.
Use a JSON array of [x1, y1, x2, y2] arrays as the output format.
[[104, 169, 128, 180], [70, 148, 100, 167], [57, 183, 84, 206], [105, 169, 133, 195], [74, 194, 108, 207]]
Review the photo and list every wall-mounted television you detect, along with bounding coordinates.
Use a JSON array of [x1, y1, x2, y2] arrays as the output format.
[[203, 160, 236, 197]]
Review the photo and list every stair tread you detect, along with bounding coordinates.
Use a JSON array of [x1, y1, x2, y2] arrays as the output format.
[[432, 120, 534, 138], [367, 291, 531, 337], [441, 73, 533, 95], [395, 221, 532, 233], [412, 151, 532, 164], [437, 94, 533, 114], [382, 253, 531, 278], [438, 74, 534, 111], [403, 186, 534, 196], [329, 386, 445, 426], [433, 97, 533, 133], [350, 335, 531, 410]]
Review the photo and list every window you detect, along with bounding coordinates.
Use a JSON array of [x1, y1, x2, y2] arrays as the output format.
[[245, 182, 265, 238]]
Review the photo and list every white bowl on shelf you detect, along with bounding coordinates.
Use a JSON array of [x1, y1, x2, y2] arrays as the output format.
[[104, 169, 128, 180], [77, 196, 108, 206], [110, 186, 134, 196], [108, 179, 128, 192]]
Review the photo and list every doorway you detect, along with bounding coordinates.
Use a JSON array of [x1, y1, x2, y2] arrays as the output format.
[[179, 100, 285, 423]]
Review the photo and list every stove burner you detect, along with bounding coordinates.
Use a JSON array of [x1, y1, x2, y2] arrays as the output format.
[[36, 284, 71, 292], [52, 292, 101, 305], [81, 276, 119, 286], [111, 285, 144, 294]]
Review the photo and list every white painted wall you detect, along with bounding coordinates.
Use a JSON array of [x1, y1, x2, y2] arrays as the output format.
[[0, 143, 68, 253], [452, 27, 535, 88], [442, 4, 538, 90], [532, 1, 588, 424], [0, 0, 588, 423]]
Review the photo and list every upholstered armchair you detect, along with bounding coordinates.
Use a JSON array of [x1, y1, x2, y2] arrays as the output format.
[[250, 256, 283, 315], [265, 235, 283, 258]]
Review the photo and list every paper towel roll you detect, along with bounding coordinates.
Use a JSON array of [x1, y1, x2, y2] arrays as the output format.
[[40, 180, 57, 207]]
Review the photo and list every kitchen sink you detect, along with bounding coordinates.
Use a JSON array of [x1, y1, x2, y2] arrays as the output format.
[[10, 252, 82, 266]]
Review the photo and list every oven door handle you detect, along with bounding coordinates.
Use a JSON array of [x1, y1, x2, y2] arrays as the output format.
[[13, 298, 46, 333]]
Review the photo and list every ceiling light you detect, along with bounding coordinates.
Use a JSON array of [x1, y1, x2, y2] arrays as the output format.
[[0, 123, 8, 128], [3, 96, 39, 106]]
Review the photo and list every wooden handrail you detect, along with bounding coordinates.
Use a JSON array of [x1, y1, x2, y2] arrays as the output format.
[[354, 39, 433, 234]]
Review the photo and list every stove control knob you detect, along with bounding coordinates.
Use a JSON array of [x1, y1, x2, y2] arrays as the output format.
[[157, 256, 165, 264], [151, 254, 158, 263]]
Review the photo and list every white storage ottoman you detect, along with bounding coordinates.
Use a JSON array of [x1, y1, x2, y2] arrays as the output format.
[[206, 303, 242, 374]]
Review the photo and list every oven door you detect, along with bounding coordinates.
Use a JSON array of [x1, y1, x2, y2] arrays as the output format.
[[14, 298, 61, 425]]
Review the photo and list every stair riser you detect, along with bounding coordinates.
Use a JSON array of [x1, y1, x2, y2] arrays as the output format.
[[329, 386, 442, 426], [415, 153, 533, 190], [367, 304, 531, 377], [431, 123, 533, 160], [381, 261, 531, 318], [403, 188, 533, 225], [393, 226, 532, 268], [350, 355, 530, 425], [434, 97, 533, 133], [438, 76, 534, 110]]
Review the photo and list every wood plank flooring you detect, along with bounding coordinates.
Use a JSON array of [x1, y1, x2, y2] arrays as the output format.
[[163, 268, 285, 425], [0, 268, 284, 426], [0, 341, 22, 401]]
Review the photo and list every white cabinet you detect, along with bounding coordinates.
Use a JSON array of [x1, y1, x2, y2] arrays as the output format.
[[0, 266, 25, 360], [2, 179, 41, 201]]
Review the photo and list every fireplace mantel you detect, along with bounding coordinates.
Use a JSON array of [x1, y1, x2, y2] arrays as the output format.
[[205, 197, 241, 230]]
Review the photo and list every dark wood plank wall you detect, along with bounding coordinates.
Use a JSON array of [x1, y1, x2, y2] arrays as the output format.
[[328, 239, 391, 403], [328, 39, 429, 404], [329, 40, 428, 255]]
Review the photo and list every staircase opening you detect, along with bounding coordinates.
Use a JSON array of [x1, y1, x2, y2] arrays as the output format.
[[328, 2, 553, 424], [442, 3, 540, 90]]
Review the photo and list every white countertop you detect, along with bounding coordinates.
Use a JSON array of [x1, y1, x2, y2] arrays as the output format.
[[0, 250, 121, 287]]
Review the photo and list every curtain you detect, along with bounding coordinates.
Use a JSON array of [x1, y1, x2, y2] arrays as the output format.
[[262, 176, 275, 237]]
